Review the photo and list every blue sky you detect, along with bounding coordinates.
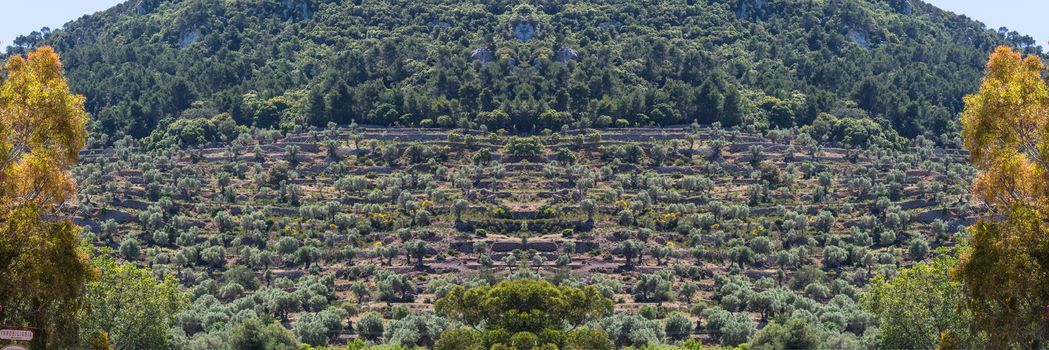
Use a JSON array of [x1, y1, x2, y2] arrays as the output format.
[[0, 0, 125, 48], [0, 0, 1047, 50], [925, 0, 1049, 46]]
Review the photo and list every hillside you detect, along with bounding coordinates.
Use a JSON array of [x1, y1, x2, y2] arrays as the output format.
[[1, 0, 1045, 348], [69, 125, 979, 347], [4, 0, 1039, 144]]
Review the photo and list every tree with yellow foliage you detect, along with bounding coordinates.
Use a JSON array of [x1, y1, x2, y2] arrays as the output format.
[[0, 46, 94, 348], [958, 45, 1049, 348], [0, 46, 88, 213]]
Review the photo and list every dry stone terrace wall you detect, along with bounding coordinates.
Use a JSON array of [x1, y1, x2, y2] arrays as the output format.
[[68, 126, 978, 345]]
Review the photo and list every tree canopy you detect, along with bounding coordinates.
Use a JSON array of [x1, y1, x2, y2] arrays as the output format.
[[78, 252, 189, 350], [0, 46, 88, 213], [436, 279, 612, 334], [0, 46, 94, 349], [958, 45, 1049, 348], [2, 0, 1032, 144]]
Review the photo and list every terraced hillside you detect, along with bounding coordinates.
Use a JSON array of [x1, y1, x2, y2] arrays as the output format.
[[68, 125, 978, 347]]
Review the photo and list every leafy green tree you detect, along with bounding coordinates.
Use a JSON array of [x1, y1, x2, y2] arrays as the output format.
[[405, 239, 429, 268], [378, 271, 415, 302], [650, 245, 672, 265], [227, 318, 298, 350], [119, 238, 141, 260], [632, 272, 672, 302], [862, 249, 978, 349], [664, 313, 693, 341], [350, 281, 370, 305], [377, 246, 398, 265], [357, 313, 385, 341], [595, 313, 664, 347], [435, 329, 484, 350], [452, 199, 469, 222], [703, 307, 756, 346], [580, 199, 597, 222], [509, 331, 540, 349], [619, 239, 643, 269], [749, 317, 821, 350], [908, 238, 930, 260], [293, 311, 342, 346], [436, 280, 613, 335], [78, 253, 188, 349], [384, 313, 449, 347], [260, 288, 301, 322], [564, 329, 615, 350], [505, 137, 544, 158]]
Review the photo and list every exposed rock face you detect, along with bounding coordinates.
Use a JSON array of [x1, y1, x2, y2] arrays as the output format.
[[554, 48, 579, 63], [470, 48, 494, 63], [848, 29, 870, 49], [180, 29, 202, 49], [136, 0, 155, 15], [514, 22, 536, 41], [890, 0, 913, 15]]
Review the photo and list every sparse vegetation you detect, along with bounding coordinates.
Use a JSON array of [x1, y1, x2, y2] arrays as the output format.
[[60, 123, 980, 347]]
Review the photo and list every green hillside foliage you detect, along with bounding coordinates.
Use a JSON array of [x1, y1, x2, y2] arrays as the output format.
[[4, 0, 1041, 144]]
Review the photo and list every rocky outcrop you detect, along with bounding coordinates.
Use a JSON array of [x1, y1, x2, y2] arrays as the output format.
[[848, 29, 870, 49], [554, 48, 579, 63], [136, 0, 156, 15], [179, 29, 202, 49], [470, 48, 494, 63], [890, 0, 913, 15]]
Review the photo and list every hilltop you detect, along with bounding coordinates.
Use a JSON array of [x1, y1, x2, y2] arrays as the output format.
[[4, 0, 1040, 144]]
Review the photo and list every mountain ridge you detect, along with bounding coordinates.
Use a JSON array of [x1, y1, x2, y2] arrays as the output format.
[[3, 0, 1042, 146]]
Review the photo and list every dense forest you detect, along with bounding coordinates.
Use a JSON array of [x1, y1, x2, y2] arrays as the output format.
[[3, 0, 1041, 146]]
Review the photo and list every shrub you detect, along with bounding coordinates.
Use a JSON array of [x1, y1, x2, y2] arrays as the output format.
[[908, 238, 930, 260], [435, 329, 484, 350], [357, 313, 385, 341], [228, 318, 298, 350], [506, 137, 544, 158], [565, 329, 614, 350], [292, 313, 329, 346], [119, 238, 141, 260], [751, 317, 821, 350], [665, 313, 693, 341], [510, 332, 540, 349], [384, 313, 449, 347], [597, 313, 665, 347]]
